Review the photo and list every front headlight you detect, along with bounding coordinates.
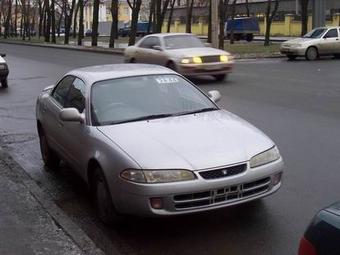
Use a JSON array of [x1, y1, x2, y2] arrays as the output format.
[[220, 55, 229, 62], [120, 169, 196, 183], [180, 58, 191, 64], [249, 146, 280, 168], [192, 56, 202, 64]]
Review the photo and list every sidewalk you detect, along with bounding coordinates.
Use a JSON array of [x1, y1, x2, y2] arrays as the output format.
[[0, 148, 105, 255]]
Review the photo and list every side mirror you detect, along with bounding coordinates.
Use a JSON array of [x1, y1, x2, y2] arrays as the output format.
[[152, 45, 162, 51], [208, 90, 222, 103], [0, 53, 6, 57], [59, 108, 84, 123]]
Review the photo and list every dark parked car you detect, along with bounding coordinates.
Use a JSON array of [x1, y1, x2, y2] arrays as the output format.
[[224, 17, 260, 42], [298, 201, 340, 255], [119, 22, 152, 37], [0, 53, 9, 88], [85, 29, 99, 37]]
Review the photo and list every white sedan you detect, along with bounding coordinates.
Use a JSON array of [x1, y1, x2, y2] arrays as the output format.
[[124, 33, 233, 81]]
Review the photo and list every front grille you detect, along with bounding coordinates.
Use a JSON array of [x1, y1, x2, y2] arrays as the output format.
[[199, 164, 246, 180], [173, 177, 271, 210], [201, 55, 220, 63]]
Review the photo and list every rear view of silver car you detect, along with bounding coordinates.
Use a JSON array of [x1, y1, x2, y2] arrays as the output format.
[[36, 64, 283, 225], [124, 33, 233, 81], [280, 27, 340, 60]]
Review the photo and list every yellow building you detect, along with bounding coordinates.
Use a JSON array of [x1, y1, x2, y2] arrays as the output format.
[[84, 0, 131, 31]]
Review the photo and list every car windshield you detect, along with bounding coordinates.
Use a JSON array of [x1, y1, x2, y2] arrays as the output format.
[[164, 35, 205, 49], [303, 28, 327, 38], [91, 74, 217, 126]]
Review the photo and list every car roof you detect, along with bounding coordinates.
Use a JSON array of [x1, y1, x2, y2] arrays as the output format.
[[67, 64, 177, 85]]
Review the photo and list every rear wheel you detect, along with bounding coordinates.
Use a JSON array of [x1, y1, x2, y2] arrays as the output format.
[[93, 167, 121, 226], [213, 74, 227, 81], [246, 34, 254, 42], [38, 129, 60, 169], [305, 47, 318, 61], [129, 58, 136, 63], [287, 55, 297, 60], [1, 79, 8, 88]]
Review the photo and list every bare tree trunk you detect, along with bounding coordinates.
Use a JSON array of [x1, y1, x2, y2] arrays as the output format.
[[230, 0, 237, 44], [207, 0, 212, 43], [219, 0, 229, 49], [51, 0, 56, 43], [167, 0, 176, 33], [57, 8, 64, 37], [109, 0, 118, 48], [73, 1, 80, 38], [14, 0, 18, 37], [127, 0, 142, 46], [91, 0, 100, 46], [38, 0, 43, 37], [147, 0, 155, 34], [44, 0, 50, 42], [300, 0, 309, 36], [0, 1, 3, 37], [4, 0, 13, 39], [245, 0, 250, 17], [264, 0, 279, 46], [78, 0, 84, 45], [186, 0, 194, 33], [27, 0, 31, 41], [64, 0, 76, 44]]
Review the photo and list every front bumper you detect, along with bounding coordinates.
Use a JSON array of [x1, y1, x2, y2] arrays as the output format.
[[280, 47, 306, 56], [0, 68, 9, 80], [177, 62, 233, 77], [115, 157, 284, 217]]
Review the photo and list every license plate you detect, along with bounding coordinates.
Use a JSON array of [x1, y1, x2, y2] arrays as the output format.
[[205, 65, 220, 71]]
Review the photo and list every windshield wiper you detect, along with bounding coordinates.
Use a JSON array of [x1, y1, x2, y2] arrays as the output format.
[[174, 107, 218, 116], [104, 113, 175, 125]]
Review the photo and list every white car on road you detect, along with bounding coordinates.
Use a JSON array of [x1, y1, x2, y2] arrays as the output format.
[[124, 33, 234, 81], [0, 53, 9, 88]]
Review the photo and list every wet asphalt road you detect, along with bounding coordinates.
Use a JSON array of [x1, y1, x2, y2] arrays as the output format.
[[1, 43, 340, 255]]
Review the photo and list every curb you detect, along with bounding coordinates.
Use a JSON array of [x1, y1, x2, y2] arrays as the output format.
[[0, 147, 109, 255], [0, 40, 285, 60], [0, 40, 125, 56]]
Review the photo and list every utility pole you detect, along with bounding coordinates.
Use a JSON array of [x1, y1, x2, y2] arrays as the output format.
[[312, 0, 325, 28], [211, 0, 219, 48]]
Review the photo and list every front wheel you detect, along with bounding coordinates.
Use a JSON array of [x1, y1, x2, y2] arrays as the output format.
[[213, 74, 227, 81], [166, 62, 177, 71], [305, 47, 318, 61], [1, 79, 8, 88], [39, 129, 60, 169], [93, 167, 122, 226]]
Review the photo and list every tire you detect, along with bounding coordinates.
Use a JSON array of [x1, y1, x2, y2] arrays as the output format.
[[129, 58, 136, 63], [305, 47, 318, 61], [287, 55, 297, 60], [246, 34, 253, 42], [38, 129, 60, 168], [213, 74, 227, 81], [1, 79, 8, 88], [166, 62, 177, 71], [93, 167, 121, 226], [333, 54, 340, 59]]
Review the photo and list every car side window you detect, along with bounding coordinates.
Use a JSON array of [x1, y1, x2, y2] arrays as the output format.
[[51, 76, 75, 107], [324, 29, 338, 38], [65, 78, 86, 113], [139, 37, 161, 49]]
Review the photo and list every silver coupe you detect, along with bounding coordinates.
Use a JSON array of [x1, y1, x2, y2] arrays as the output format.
[[36, 64, 283, 225], [124, 33, 233, 81]]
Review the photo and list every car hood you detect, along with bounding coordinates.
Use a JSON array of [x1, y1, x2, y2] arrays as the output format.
[[283, 37, 316, 45], [97, 110, 274, 170], [167, 47, 231, 58]]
